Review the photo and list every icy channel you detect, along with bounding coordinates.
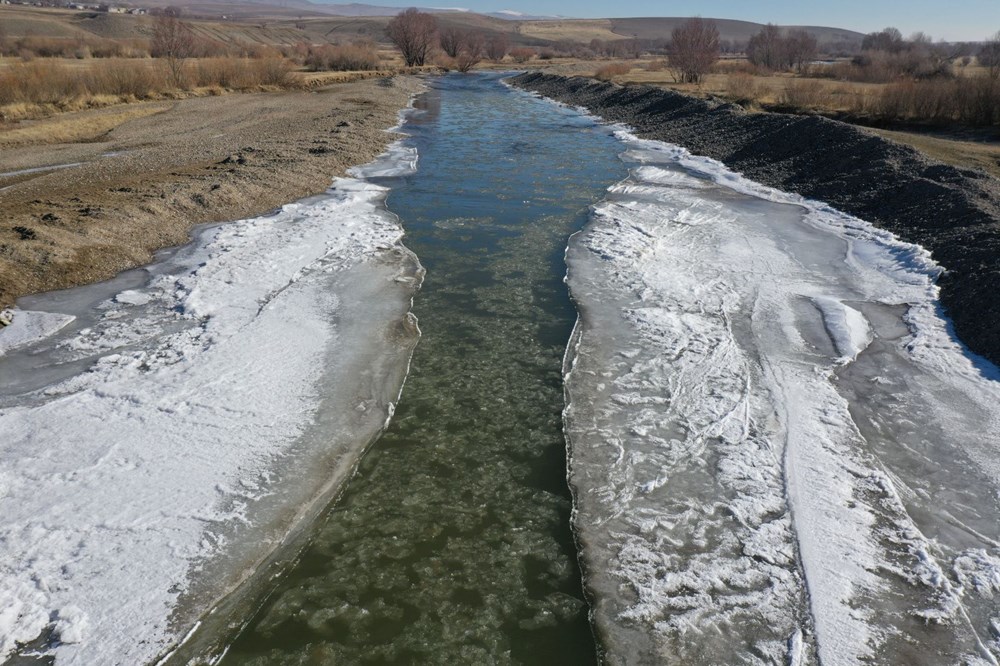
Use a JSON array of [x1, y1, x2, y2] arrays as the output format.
[[0, 143, 422, 664], [563, 131, 1000, 665]]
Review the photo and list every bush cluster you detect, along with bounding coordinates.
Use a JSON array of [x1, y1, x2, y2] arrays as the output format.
[[0, 57, 294, 107]]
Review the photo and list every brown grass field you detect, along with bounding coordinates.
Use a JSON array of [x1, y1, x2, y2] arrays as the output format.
[[1, 4, 996, 181]]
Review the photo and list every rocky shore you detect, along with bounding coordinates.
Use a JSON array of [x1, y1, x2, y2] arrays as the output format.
[[509, 72, 1000, 368]]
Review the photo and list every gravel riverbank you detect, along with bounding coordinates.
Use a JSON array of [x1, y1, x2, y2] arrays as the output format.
[[509, 72, 1000, 368]]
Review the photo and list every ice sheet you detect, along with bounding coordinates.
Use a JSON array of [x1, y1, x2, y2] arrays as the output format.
[[0, 142, 420, 664], [0, 310, 75, 355], [562, 128, 1000, 664]]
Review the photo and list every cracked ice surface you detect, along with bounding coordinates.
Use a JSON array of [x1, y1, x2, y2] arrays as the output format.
[[0, 151, 420, 664], [563, 130, 1000, 665]]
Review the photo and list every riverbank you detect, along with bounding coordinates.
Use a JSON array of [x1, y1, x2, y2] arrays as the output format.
[[0, 74, 424, 309], [508, 72, 1000, 368]]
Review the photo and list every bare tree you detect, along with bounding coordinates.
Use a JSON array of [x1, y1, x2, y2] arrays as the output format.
[[484, 34, 509, 62], [439, 26, 463, 58], [151, 9, 194, 86], [785, 29, 818, 72], [386, 8, 438, 67], [980, 31, 1000, 79], [455, 31, 485, 72], [747, 23, 791, 70], [862, 27, 904, 53], [668, 18, 719, 83]]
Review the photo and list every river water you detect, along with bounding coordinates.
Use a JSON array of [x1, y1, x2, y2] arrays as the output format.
[[213, 74, 628, 664]]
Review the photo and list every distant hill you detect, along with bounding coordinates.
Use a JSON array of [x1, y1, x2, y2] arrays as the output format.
[[0, 2, 864, 51], [608, 17, 863, 46]]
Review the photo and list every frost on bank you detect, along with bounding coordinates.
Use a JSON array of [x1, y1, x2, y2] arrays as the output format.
[[563, 131, 1000, 665], [0, 146, 421, 664]]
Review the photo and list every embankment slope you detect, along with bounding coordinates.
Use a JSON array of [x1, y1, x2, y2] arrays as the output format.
[[509, 72, 1000, 368], [0, 75, 423, 309]]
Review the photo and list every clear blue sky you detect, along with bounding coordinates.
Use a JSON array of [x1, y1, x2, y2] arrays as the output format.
[[414, 0, 1000, 41]]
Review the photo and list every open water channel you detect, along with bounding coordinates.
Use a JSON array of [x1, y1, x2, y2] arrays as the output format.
[[213, 74, 628, 664]]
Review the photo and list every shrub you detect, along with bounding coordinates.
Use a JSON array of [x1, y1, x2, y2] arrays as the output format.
[[779, 79, 826, 108], [194, 57, 293, 89], [594, 62, 631, 81], [0, 60, 86, 104], [304, 43, 380, 71], [509, 47, 535, 64], [87, 59, 162, 97], [726, 72, 759, 103], [249, 57, 292, 86]]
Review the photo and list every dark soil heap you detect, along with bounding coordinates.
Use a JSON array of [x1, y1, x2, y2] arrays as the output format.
[[510, 72, 1000, 369]]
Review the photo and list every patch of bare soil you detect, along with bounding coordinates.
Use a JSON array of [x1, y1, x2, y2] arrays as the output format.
[[0, 75, 424, 307]]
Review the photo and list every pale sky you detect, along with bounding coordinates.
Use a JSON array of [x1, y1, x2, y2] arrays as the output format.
[[411, 0, 1000, 42]]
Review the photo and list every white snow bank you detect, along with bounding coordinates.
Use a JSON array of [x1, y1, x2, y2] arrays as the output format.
[[0, 141, 418, 664]]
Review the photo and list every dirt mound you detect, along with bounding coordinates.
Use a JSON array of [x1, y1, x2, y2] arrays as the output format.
[[509, 72, 1000, 368]]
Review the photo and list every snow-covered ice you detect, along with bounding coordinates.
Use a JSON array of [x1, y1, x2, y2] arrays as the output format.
[[562, 129, 1000, 664], [0, 310, 75, 355], [0, 144, 422, 664]]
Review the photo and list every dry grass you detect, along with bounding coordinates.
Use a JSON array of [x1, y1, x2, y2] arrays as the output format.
[[605, 59, 1000, 128], [516, 19, 625, 43], [193, 57, 293, 89], [779, 79, 827, 108], [0, 104, 169, 146], [726, 72, 760, 103], [0, 57, 300, 121], [594, 62, 633, 81], [870, 127, 1000, 179], [4, 35, 150, 59], [301, 43, 381, 72]]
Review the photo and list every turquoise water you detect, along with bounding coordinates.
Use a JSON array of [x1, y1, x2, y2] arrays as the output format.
[[218, 73, 629, 664]]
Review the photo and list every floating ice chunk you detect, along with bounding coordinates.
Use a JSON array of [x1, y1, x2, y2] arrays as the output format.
[[114, 290, 152, 306], [0, 310, 75, 355]]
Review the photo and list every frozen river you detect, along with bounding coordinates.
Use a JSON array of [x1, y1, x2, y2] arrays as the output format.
[[1, 74, 999, 665], [565, 133, 1000, 664]]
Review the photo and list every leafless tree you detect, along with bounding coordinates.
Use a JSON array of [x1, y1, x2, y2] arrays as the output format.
[[386, 8, 438, 67], [785, 29, 818, 72], [439, 26, 464, 58], [862, 27, 904, 53], [668, 17, 719, 84], [747, 23, 791, 70], [980, 31, 1000, 79], [454, 31, 485, 72], [484, 34, 509, 62], [151, 9, 194, 86]]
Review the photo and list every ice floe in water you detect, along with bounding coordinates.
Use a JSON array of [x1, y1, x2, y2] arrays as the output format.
[[0, 143, 421, 664], [563, 128, 1000, 665]]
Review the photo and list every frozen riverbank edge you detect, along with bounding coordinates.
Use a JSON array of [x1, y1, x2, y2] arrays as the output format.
[[508, 72, 1000, 369], [0, 115, 424, 663]]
